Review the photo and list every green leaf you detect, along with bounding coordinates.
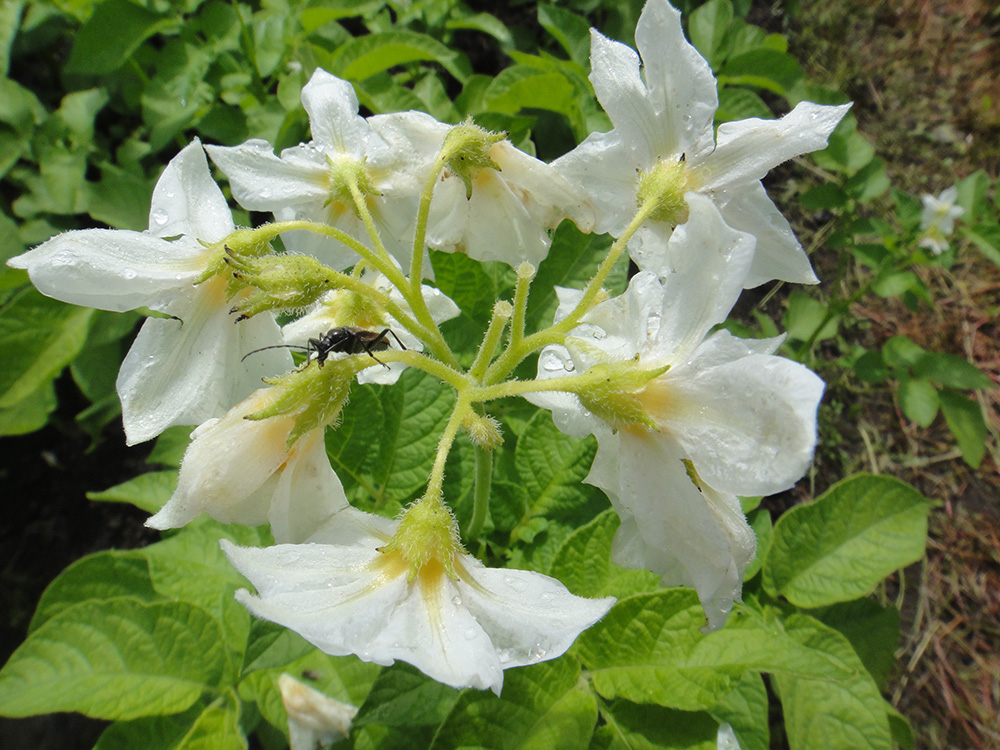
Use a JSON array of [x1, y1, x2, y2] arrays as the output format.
[[881, 335, 926, 370], [814, 599, 899, 690], [897, 374, 939, 428], [0, 288, 94, 408], [939, 389, 987, 468], [962, 221, 1000, 266], [433, 657, 596, 750], [709, 673, 769, 750], [871, 270, 918, 298], [845, 157, 889, 204], [329, 30, 471, 83], [592, 702, 718, 750], [911, 352, 994, 390], [147, 425, 194, 467], [526, 221, 621, 334], [66, 0, 172, 74], [515, 410, 602, 522], [446, 12, 513, 47], [743, 507, 772, 581], [83, 162, 156, 230], [93, 708, 204, 750], [29, 551, 158, 633], [689, 0, 734, 68], [0, 598, 227, 720], [577, 591, 733, 710], [763, 474, 932, 608], [87, 470, 179, 513], [483, 67, 582, 131], [0, 379, 56, 436], [0, 0, 23, 77], [852, 349, 889, 384], [774, 615, 894, 750], [538, 5, 591, 65], [799, 182, 849, 211], [549, 509, 659, 598], [954, 169, 990, 222], [355, 662, 457, 728], [782, 291, 839, 343], [716, 87, 774, 122], [718, 49, 804, 97]]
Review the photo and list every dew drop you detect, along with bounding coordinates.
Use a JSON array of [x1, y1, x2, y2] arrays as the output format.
[[540, 350, 564, 372], [528, 644, 547, 661], [121, 268, 136, 280], [452, 595, 462, 606], [504, 576, 527, 592], [464, 628, 477, 641], [152, 208, 169, 226]]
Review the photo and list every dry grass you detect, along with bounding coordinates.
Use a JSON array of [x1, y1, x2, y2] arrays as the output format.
[[780, 1, 1000, 747]]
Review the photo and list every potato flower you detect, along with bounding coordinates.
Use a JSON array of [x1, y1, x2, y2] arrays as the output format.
[[207, 69, 424, 271], [918, 185, 964, 255], [147, 387, 348, 544], [7, 140, 290, 445], [528, 196, 823, 628], [277, 673, 356, 750], [553, 0, 851, 287], [222, 503, 614, 694]]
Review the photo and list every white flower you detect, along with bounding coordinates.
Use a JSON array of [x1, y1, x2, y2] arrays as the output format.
[[206, 69, 424, 272], [221, 509, 615, 695], [282, 269, 459, 385], [146, 388, 348, 543], [369, 114, 596, 266], [7, 140, 290, 445], [528, 196, 823, 628], [918, 185, 964, 255], [277, 673, 356, 750], [552, 0, 851, 288]]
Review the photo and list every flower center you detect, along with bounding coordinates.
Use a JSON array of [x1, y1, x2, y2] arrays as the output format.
[[326, 155, 380, 214], [379, 496, 464, 582], [635, 156, 693, 225]]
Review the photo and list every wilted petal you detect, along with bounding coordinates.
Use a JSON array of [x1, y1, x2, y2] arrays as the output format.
[[278, 673, 356, 750]]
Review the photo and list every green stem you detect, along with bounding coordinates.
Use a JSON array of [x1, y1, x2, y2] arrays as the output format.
[[468, 302, 513, 382], [347, 177, 394, 269], [410, 152, 450, 292], [483, 197, 657, 385], [465, 436, 492, 541], [424, 399, 467, 502]]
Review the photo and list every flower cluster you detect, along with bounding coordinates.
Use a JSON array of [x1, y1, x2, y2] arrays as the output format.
[[8, 0, 848, 703], [918, 185, 964, 255]]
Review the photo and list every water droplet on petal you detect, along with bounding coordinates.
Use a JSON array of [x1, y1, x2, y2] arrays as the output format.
[[152, 208, 169, 226], [464, 628, 477, 641], [452, 595, 462, 606], [121, 268, 136, 280], [540, 350, 564, 372], [504, 576, 527, 592]]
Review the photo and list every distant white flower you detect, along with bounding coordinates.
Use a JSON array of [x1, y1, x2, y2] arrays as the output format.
[[919, 185, 964, 255], [552, 0, 851, 287], [282, 269, 459, 385], [528, 196, 822, 629], [206, 69, 425, 271], [277, 673, 356, 750], [7, 140, 290, 445], [147, 388, 347, 543], [222, 509, 614, 694], [370, 114, 596, 266], [716, 723, 742, 750]]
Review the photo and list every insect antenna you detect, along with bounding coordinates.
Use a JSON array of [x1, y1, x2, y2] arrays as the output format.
[[240, 344, 311, 363]]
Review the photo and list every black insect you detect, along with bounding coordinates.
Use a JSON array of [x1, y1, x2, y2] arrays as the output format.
[[241, 326, 406, 369]]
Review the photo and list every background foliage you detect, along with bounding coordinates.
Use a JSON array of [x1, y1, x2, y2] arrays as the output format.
[[1, 0, 997, 748]]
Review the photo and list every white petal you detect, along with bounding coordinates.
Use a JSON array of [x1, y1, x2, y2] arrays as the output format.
[[268, 429, 351, 544], [457, 559, 615, 673], [150, 139, 235, 242], [717, 182, 818, 287], [464, 169, 550, 265], [426, 177, 471, 251], [697, 102, 852, 191], [634, 0, 719, 159], [272, 204, 374, 271], [665, 334, 824, 496], [8, 230, 203, 313], [300, 70, 371, 156], [118, 281, 290, 444], [206, 140, 329, 211], [146, 392, 296, 529], [551, 130, 637, 237], [588, 30, 663, 162], [590, 431, 755, 631], [491, 142, 596, 233], [649, 194, 756, 357]]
